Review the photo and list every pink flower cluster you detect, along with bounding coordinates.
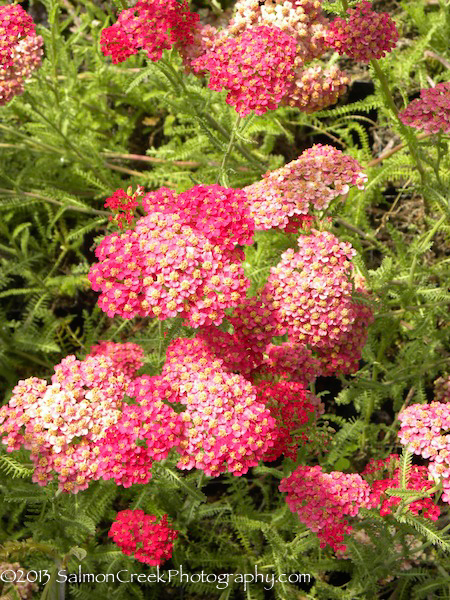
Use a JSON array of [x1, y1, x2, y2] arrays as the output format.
[[434, 375, 450, 403], [363, 454, 440, 521], [88, 340, 144, 379], [398, 401, 450, 503], [0, 353, 130, 493], [162, 338, 276, 476], [228, 0, 329, 66], [282, 65, 349, 113], [243, 145, 367, 232], [326, 1, 398, 62], [89, 184, 253, 327], [259, 342, 321, 386], [0, 4, 35, 68], [0, 5, 43, 106], [96, 376, 182, 488], [109, 510, 178, 566], [279, 465, 371, 553], [191, 25, 298, 117], [100, 0, 199, 64], [399, 82, 450, 134], [255, 381, 323, 461], [264, 230, 373, 355]]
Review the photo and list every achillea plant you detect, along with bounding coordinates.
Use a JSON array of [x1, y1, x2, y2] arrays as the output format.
[[0, 0, 449, 597]]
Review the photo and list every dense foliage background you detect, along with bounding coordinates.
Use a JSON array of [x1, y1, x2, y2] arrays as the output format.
[[0, 0, 449, 598]]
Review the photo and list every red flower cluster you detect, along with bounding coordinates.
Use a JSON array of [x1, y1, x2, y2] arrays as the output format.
[[255, 381, 323, 461], [109, 510, 178, 566], [100, 0, 199, 64], [104, 185, 144, 229], [87, 340, 144, 379], [0, 6, 43, 106], [89, 185, 253, 327], [279, 465, 371, 553], [363, 454, 440, 521], [326, 1, 398, 62], [399, 82, 450, 134], [162, 338, 276, 476], [244, 145, 367, 232], [192, 25, 297, 117], [96, 376, 182, 488]]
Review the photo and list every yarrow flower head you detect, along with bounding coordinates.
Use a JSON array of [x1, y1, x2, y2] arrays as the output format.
[[0, 6, 43, 106], [326, 1, 398, 63], [0, 4, 35, 68], [96, 376, 182, 487], [192, 25, 297, 116], [264, 230, 373, 353], [282, 65, 349, 113], [363, 454, 440, 521], [100, 0, 199, 64], [104, 185, 145, 229], [399, 82, 450, 134], [0, 353, 131, 493], [280, 465, 370, 553], [255, 380, 324, 461], [162, 338, 276, 477], [87, 341, 144, 379], [434, 374, 450, 403], [398, 401, 450, 503], [243, 144, 367, 232], [89, 185, 253, 327], [109, 510, 178, 565], [228, 0, 329, 65]]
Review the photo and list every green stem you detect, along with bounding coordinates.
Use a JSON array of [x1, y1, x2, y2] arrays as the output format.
[[408, 214, 447, 287], [371, 59, 427, 185], [159, 59, 267, 172], [218, 115, 241, 186]]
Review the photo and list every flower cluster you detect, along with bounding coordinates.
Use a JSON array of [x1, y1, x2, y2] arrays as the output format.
[[109, 510, 178, 566], [89, 185, 253, 327], [104, 185, 144, 229], [162, 338, 276, 476], [326, 1, 398, 62], [100, 0, 199, 64], [282, 65, 349, 113], [399, 82, 450, 134], [228, 0, 329, 65], [259, 342, 321, 385], [280, 465, 371, 553], [243, 145, 367, 232], [0, 353, 131, 493], [96, 376, 182, 488], [255, 381, 323, 461], [264, 230, 373, 354], [434, 375, 450, 403], [363, 454, 440, 521], [0, 562, 38, 599], [87, 340, 144, 380], [0, 4, 35, 67], [398, 401, 450, 503], [0, 5, 43, 106], [192, 25, 298, 117]]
